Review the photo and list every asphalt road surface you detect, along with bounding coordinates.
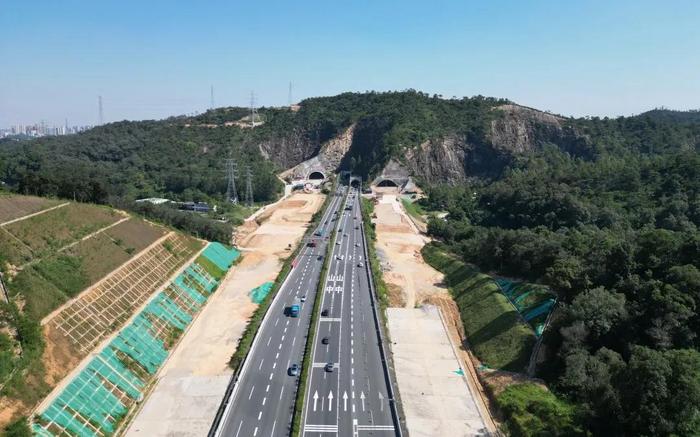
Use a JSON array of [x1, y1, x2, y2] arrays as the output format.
[[301, 187, 397, 436], [214, 187, 346, 437]]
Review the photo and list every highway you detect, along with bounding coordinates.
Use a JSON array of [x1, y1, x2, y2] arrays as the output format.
[[214, 186, 346, 437], [301, 186, 398, 436]]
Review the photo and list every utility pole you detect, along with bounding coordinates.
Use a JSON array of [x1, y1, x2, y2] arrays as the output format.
[[225, 158, 239, 204], [245, 166, 254, 207], [98, 95, 104, 125], [250, 91, 258, 128]]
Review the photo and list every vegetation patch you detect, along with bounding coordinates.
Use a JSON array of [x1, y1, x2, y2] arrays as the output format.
[[4, 203, 120, 257], [495, 383, 583, 437], [360, 198, 389, 310], [0, 194, 61, 224], [421, 243, 535, 371]]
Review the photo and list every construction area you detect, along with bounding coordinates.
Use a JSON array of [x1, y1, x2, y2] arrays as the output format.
[[32, 243, 241, 436], [387, 306, 490, 436], [369, 191, 498, 436], [1, 195, 208, 428], [126, 192, 324, 436]]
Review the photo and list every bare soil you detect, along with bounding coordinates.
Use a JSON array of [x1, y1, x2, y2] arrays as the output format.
[[126, 193, 324, 436]]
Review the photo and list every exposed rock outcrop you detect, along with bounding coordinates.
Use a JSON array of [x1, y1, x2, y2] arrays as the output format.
[[279, 124, 355, 180]]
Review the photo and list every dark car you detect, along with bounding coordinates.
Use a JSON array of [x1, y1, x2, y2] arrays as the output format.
[[317, 255, 323, 261], [324, 363, 334, 372], [288, 364, 299, 376], [321, 309, 329, 317], [322, 337, 330, 345]]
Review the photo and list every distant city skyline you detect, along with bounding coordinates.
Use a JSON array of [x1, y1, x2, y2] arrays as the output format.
[[1, 0, 699, 126]]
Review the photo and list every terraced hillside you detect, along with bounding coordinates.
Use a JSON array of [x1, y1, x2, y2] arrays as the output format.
[[0, 194, 204, 429]]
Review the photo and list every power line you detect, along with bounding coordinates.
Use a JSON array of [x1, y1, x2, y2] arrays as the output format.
[[98, 96, 104, 125], [250, 91, 258, 128], [245, 166, 254, 207], [225, 158, 239, 204]]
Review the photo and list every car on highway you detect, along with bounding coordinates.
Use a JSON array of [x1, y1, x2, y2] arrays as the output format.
[[321, 308, 329, 317], [358, 262, 364, 267], [324, 363, 334, 372], [288, 364, 299, 376], [355, 242, 360, 247], [321, 337, 330, 345], [336, 255, 343, 260], [336, 241, 340, 245], [300, 295, 306, 303], [317, 255, 323, 261]]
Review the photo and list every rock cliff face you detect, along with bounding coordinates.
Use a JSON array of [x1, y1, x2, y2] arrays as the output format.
[[263, 104, 590, 185], [278, 124, 355, 180], [258, 130, 322, 171]]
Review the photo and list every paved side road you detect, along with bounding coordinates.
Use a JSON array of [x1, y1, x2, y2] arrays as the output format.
[[214, 188, 345, 437], [301, 187, 398, 436]]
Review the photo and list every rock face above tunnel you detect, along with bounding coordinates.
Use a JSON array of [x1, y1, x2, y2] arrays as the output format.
[[370, 159, 417, 192], [279, 124, 355, 181]]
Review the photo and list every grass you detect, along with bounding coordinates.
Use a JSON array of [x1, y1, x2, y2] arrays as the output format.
[[360, 198, 389, 310], [195, 255, 226, 280], [400, 197, 426, 222], [4, 203, 121, 257], [421, 243, 536, 372], [0, 194, 61, 224], [495, 383, 583, 437]]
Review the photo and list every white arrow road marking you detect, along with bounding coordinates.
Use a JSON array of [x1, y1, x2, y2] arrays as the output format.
[[360, 391, 366, 411], [378, 392, 384, 411], [343, 391, 348, 411], [313, 390, 319, 411], [328, 390, 334, 411]]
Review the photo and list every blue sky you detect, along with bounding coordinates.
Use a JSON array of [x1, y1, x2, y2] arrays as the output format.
[[1, 0, 699, 126]]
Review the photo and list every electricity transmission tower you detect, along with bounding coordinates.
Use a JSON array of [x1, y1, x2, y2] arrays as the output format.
[[225, 158, 239, 204], [249, 91, 258, 127], [288, 81, 293, 106], [210, 85, 215, 109], [98, 96, 104, 125], [244, 166, 254, 207]]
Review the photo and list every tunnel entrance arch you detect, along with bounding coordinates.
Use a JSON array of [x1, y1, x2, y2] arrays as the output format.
[[308, 171, 325, 180], [350, 179, 360, 188], [376, 179, 399, 188]]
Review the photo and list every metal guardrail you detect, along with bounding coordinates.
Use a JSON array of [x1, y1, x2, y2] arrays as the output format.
[[358, 198, 405, 437]]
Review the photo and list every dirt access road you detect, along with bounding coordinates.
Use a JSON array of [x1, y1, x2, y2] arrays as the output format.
[[372, 193, 445, 307], [126, 193, 324, 437]]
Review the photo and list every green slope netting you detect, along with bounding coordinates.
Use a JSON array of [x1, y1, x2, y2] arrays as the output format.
[[495, 278, 556, 337], [32, 242, 239, 436], [201, 242, 240, 271], [249, 281, 274, 304]]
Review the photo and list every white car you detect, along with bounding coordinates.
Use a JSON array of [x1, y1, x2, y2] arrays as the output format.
[[357, 262, 364, 268], [300, 295, 306, 302]]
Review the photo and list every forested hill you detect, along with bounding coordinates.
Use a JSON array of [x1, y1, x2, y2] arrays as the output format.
[[0, 118, 282, 204], [1, 91, 699, 204]]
